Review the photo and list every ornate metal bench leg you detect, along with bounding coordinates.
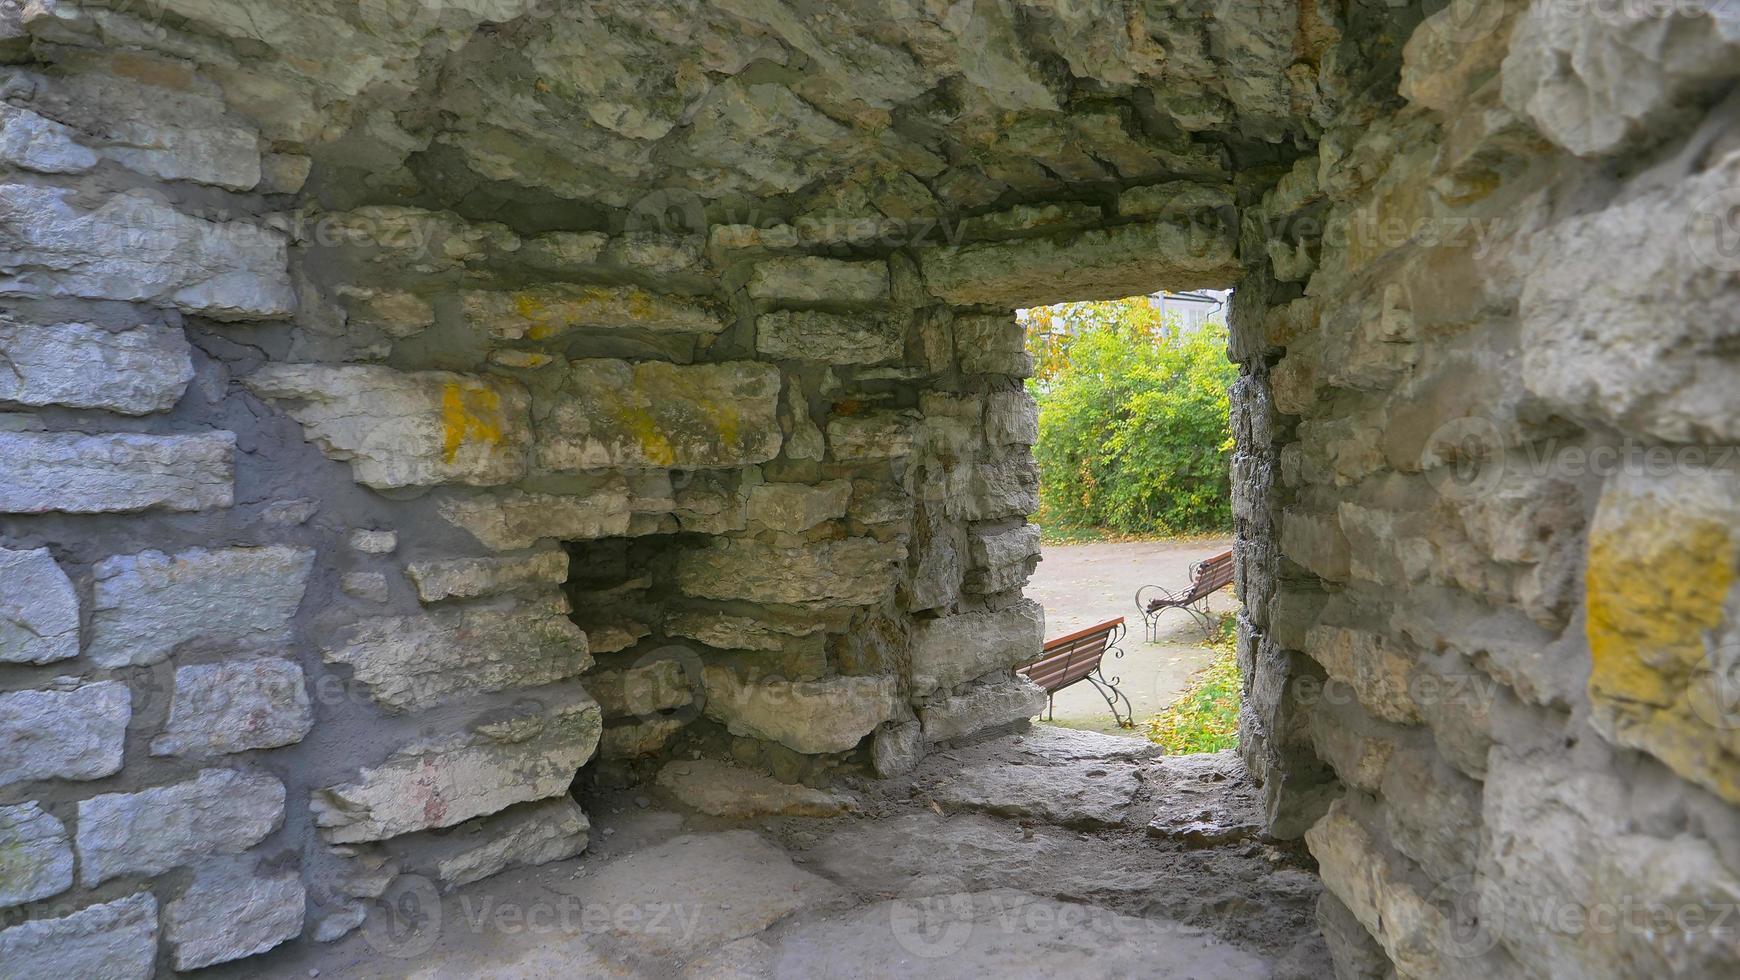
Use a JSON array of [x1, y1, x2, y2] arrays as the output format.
[[1085, 669, 1133, 728]]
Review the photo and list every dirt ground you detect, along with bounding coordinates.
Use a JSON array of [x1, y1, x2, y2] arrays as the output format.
[[1022, 537, 1238, 734]]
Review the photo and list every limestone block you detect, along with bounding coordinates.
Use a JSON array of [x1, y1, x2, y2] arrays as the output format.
[[165, 858, 305, 970], [341, 572, 390, 602], [0, 184, 293, 320], [1502, 1, 1740, 157], [311, 690, 601, 843], [584, 659, 691, 718], [349, 529, 398, 554], [953, 315, 1033, 377], [535, 360, 782, 470], [984, 389, 1038, 447], [0, 318, 193, 414], [75, 769, 285, 886], [1584, 467, 1740, 804], [826, 411, 915, 460], [1518, 151, 1740, 443], [910, 601, 1045, 695], [0, 104, 97, 173], [462, 284, 725, 340], [755, 310, 902, 363], [782, 378, 825, 460], [1305, 802, 1455, 980], [599, 716, 686, 759], [947, 452, 1039, 522], [1302, 625, 1421, 725], [336, 286, 434, 338], [921, 220, 1239, 308], [663, 611, 827, 653], [0, 431, 234, 514], [404, 549, 568, 602], [149, 658, 314, 757], [0, 802, 73, 908], [1379, 749, 1482, 883], [656, 760, 850, 817], [745, 480, 851, 532], [0, 893, 157, 980], [0, 681, 130, 789], [323, 601, 591, 712], [871, 720, 924, 775], [419, 797, 591, 890], [702, 667, 901, 754], [87, 545, 314, 667], [960, 201, 1102, 239], [1280, 508, 1351, 582], [908, 516, 964, 612], [0, 547, 78, 664], [918, 674, 1047, 742], [964, 522, 1041, 594], [675, 537, 905, 606], [747, 256, 888, 304], [246, 364, 532, 489], [438, 483, 634, 550]]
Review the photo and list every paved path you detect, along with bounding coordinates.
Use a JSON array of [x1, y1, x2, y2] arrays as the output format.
[[1022, 538, 1238, 735]]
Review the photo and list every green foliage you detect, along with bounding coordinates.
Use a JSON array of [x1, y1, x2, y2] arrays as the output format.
[[1026, 297, 1236, 536], [1145, 616, 1241, 753]]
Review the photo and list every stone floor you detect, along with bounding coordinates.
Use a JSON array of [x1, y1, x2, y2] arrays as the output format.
[[236, 727, 1328, 979], [1024, 538, 1239, 733]]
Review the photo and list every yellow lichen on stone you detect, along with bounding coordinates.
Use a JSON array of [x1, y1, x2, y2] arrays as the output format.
[[441, 382, 505, 464]]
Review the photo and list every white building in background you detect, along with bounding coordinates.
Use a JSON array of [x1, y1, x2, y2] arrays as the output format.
[[1150, 289, 1229, 332]]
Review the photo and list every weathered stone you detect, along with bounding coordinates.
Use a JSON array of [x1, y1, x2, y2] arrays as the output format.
[[910, 600, 1045, 695], [676, 536, 905, 606], [702, 666, 901, 754], [336, 286, 435, 338], [424, 797, 591, 889], [165, 858, 305, 970], [323, 601, 591, 712], [657, 759, 851, 817], [755, 310, 902, 363], [311, 690, 601, 843], [76, 769, 285, 886], [536, 360, 782, 470], [954, 315, 1033, 377], [0, 318, 192, 414], [0, 104, 97, 173], [947, 453, 1040, 521], [404, 549, 568, 602], [599, 716, 686, 759], [0, 681, 130, 789], [1303, 626, 1420, 725], [919, 674, 1047, 742], [936, 755, 1143, 828], [984, 389, 1038, 447], [585, 658, 691, 718], [745, 480, 851, 532], [782, 378, 826, 460], [908, 515, 964, 612], [827, 411, 915, 460], [0, 893, 157, 980], [748, 256, 888, 304], [0, 547, 78, 664], [0, 184, 293, 320], [341, 571, 390, 602], [871, 720, 924, 776], [0, 431, 234, 514], [150, 658, 314, 757], [247, 365, 531, 489], [462, 284, 725, 340], [87, 545, 314, 667], [439, 483, 633, 550], [1280, 508, 1350, 582], [663, 610, 826, 653], [0, 802, 73, 909], [964, 522, 1041, 594], [1305, 801, 1457, 980], [922, 220, 1239, 307], [349, 528, 398, 554]]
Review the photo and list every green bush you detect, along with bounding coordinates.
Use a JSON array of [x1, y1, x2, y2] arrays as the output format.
[[1145, 616, 1240, 753], [1026, 298, 1236, 536]]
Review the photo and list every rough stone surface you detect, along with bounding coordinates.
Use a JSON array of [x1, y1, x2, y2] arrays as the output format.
[[0, 802, 73, 909], [75, 769, 285, 887], [745, 480, 851, 532], [164, 858, 305, 970], [0, 431, 234, 514], [0, 547, 78, 664], [536, 360, 782, 470], [404, 549, 568, 602], [964, 522, 1041, 594], [322, 601, 590, 712], [463, 284, 725, 339], [0, 681, 130, 789], [424, 797, 591, 889], [311, 691, 601, 843], [748, 256, 888, 304], [149, 658, 314, 757], [756, 310, 902, 363], [934, 756, 1142, 828], [247, 365, 532, 489], [676, 537, 905, 606], [586, 658, 691, 718], [919, 675, 1047, 743], [909, 600, 1045, 695], [0, 104, 97, 173], [0, 318, 193, 414], [438, 484, 632, 550], [87, 546, 314, 667], [657, 759, 851, 817], [922, 220, 1239, 308], [871, 720, 924, 776], [0, 893, 157, 980], [703, 667, 901, 755]]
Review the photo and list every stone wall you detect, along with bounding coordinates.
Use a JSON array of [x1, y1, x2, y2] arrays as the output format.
[[2, 0, 1739, 976]]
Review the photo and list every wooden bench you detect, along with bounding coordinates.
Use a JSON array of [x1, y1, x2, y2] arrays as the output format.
[[1017, 617, 1133, 729], [1136, 548, 1234, 641]]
